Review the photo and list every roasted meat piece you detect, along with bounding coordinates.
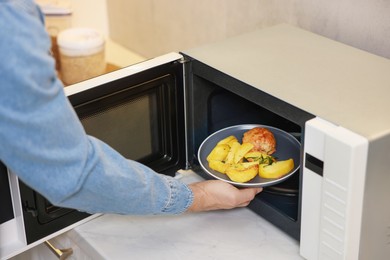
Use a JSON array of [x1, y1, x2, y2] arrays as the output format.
[[242, 127, 276, 155]]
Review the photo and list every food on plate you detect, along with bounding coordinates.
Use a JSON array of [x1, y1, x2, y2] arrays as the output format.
[[234, 143, 254, 164], [242, 127, 276, 155], [226, 162, 259, 183], [206, 127, 295, 183], [244, 151, 275, 164], [209, 160, 230, 173], [206, 144, 230, 162], [225, 141, 240, 164], [217, 135, 238, 146], [259, 158, 294, 179]]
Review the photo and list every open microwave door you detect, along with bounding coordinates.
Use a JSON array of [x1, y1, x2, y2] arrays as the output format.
[[65, 52, 187, 176], [0, 53, 187, 260]]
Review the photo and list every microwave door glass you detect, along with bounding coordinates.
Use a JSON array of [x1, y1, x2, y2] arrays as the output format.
[[80, 93, 159, 162], [70, 58, 187, 176]]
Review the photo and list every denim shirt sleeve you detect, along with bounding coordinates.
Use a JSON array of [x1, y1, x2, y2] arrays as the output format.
[[0, 0, 193, 215]]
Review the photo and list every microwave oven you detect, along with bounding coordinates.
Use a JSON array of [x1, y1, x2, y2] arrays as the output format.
[[1, 24, 390, 259]]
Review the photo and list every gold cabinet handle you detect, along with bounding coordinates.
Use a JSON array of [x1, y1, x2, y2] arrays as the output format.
[[44, 240, 73, 260]]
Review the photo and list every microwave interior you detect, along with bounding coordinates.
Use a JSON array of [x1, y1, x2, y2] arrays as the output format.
[[187, 58, 314, 239], [67, 56, 314, 240]]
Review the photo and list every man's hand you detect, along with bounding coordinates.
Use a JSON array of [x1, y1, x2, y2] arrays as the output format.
[[187, 180, 262, 212]]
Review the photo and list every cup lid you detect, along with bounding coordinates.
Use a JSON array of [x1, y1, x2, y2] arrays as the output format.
[[58, 27, 104, 56]]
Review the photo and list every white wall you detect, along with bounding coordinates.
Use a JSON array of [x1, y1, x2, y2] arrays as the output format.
[[69, 0, 109, 36], [36, 0, 109, 36], [106, 0, 390, 59]]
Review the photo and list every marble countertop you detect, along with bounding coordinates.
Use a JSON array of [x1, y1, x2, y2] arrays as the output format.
[[105, 39, 145, 68], [64, 171, 303, 259]]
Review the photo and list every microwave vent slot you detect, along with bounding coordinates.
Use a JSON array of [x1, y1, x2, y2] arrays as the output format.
[[319, 176, 348, 258]]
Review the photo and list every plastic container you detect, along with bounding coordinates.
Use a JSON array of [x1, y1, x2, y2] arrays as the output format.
[[46, 15, 72, 71], [57, 27, 105, 85], [38, 1, 72, 71]]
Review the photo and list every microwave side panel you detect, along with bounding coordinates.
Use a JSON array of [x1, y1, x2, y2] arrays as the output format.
[[359, 133, 390, 259]]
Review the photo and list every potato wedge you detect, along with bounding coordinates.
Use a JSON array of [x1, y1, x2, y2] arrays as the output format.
[[226, 162, 259, 183], [209, 160, 229, 174], [234, 143, 254, 164], [258, 159, 294, 179], [244, 151, 268, 159], [225, 141, 240, 164], [217, 135, 238, 146], [227, 138, 240, 147], [206, 144, 230, 162]]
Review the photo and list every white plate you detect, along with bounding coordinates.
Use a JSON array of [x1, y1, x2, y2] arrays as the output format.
[[197, 124, 301, 188]]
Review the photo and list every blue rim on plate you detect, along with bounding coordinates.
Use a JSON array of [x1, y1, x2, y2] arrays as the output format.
[[197, 124, 301, 188]]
